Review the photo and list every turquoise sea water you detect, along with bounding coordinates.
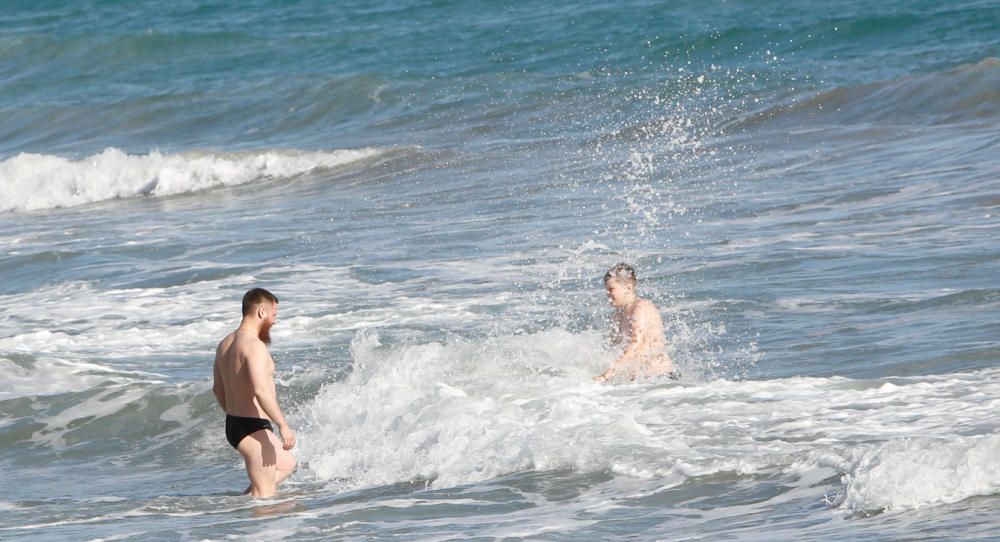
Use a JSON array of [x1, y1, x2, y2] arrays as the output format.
[[1, 1, 999, 540]]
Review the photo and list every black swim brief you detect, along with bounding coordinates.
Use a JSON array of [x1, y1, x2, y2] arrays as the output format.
[[225, 414, 274, 449]]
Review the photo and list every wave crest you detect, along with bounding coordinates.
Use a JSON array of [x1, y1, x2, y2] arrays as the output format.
[[0, 146, 385, 213]]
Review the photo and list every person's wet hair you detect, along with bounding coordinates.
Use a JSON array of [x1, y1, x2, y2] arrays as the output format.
[[604, 263, 637, 285], [242, 287, 279, 316]]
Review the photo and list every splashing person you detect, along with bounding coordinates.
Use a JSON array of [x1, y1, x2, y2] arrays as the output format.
[[594, 263, 679, 383], [213, 288, 297, 498]]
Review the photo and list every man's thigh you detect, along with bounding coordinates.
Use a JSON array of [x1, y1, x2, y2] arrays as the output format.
[[238, 430, 278, 489]]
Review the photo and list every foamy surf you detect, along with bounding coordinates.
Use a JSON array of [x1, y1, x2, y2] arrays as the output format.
[[840, 435, 1000, 513], [296, 333, 1000, 516], [297, 329, 620, 490], [0, 147, 386, 213], [0, 355, 152, 400]]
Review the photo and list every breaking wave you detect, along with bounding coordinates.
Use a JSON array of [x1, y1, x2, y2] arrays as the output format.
[[0, 146, 386, 213]]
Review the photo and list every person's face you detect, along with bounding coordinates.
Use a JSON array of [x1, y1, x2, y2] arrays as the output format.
[[258, 302, 278, 345], [605, 279, 634, 308]]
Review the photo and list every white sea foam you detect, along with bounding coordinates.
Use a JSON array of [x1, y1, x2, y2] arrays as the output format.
[[297, 329, 767, 490], [841, 435, 1000, 512], [0, 355, 141, 400], [299, 329, 634, 489], [0, 147, 384, 213], [296, 337, 1000, 514], [0, 247, 680, 373], [0, 262, 501, 367]]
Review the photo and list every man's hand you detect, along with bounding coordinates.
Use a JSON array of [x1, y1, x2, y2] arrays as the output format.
[[278, 425, 297, 450]]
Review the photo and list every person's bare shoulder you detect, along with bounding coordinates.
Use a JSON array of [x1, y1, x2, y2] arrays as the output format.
[[634, 298, 660, 315], [240, 334, 271, 362], [215, 331, 236, 357], [630, 299, 663, 328]]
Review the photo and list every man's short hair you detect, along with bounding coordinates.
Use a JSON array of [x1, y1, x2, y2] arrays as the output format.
[[604, 263, 637, 285], [242, 288, 279, 316]]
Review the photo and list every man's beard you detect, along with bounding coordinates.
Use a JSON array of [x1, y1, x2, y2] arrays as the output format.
[[259, 320, 273, 345]]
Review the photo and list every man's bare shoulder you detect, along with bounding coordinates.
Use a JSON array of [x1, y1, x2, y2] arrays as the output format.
[[216, 331, 267, 361], [629, 299, 664, 325], [215, 331, 237, 357], [633, 298, 660, 315], [233, 332, 270, 359], [638, 298, 658, 308]]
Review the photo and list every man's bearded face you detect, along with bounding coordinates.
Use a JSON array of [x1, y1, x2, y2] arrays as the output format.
[[259, 303, 277, 345], [259, 318, 273, 345]]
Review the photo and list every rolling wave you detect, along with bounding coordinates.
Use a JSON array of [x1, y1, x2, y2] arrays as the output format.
[[733, 58, 1000, 130], [0, 146, 386, 213]]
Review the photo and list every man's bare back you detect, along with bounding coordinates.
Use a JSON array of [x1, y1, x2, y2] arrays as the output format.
[[215, 330, 275, 419], [212, 288, 296, 498]]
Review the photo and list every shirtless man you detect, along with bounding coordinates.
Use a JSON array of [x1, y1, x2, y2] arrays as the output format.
[[213, 288, 297, 498], [594, 263, 679, 383]]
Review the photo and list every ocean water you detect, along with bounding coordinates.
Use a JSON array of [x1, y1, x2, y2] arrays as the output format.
[[1, 0, 999, 540]]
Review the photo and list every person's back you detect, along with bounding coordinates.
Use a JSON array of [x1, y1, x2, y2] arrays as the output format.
[[215, 330, 269, 419]]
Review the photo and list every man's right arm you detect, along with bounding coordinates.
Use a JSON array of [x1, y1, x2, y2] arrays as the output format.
[[246, 344, 296, 450]]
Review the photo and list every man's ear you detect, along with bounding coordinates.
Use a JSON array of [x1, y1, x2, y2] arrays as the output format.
[[256, 305, 266, 320]]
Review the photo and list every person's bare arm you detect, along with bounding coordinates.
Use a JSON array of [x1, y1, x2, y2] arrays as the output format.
[[212, 349, 227, 412], [246, 343, 296, 450]]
